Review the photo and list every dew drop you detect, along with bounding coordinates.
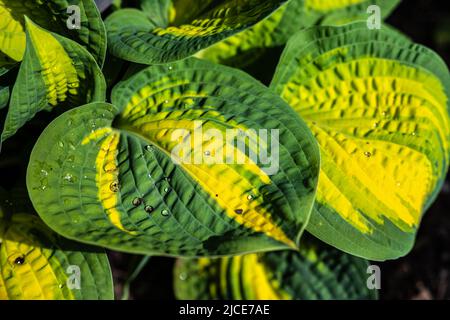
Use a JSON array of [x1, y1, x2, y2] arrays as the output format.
[[373, 122, 379, 128], [58, 141, 64, 148], [179, 272, 187, 281], [59, 284, 64, 289], [144, 205, 154, 213], [103, 163, 117, 173], [161, 209, 170, 216], [40, 169, 48, 177], [63, 173, 73, 182], [412, 132, 417, 136], [132, 197, 143, 207], [110, 181, 120, 192], [164, 187, 170, 193], [234, 209, 243, 215], [168, 65, 173, 71], [204, 150, 211, 157], [364, 151, 372, 158], [40, 179, 48, 191], [145, 145, 154, 152], [67, 119, 73, 126], [247, 194, 254, 201], [164, 100, 169, 104], [14, 256, 25, 265]]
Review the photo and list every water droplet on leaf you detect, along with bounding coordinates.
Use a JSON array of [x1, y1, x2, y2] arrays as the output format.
[[14, 256, 25, 265], [234, 209, 243, 215], [179, 272, 187, 281], [364, 151, 372, 158], [132, 198, 143, 206], [110, 181, 120, 192], [103, 163, 117, 173], [144, 205, 154, 213], [145, 145, 154, 152]]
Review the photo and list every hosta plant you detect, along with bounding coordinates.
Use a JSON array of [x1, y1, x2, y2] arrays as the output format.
[[0, 0, 448, 300]]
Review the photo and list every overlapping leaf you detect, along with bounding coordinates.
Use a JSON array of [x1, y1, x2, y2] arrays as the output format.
[[1, 18, 106, 143], [0, 194, 113, 300], [271, 22, 450, 260], [0, 0, 106, 66], [27, 58, 320, 257], [302, 0, 400, 26], [174, 236, 375, 300], [197, 0, 401, 68], [105, 0, 289, 64]]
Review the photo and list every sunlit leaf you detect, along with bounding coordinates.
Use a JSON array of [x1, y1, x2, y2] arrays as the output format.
[[197, 0, 401, 68], [304, 0, 401, 26], [105, 0, 289, 64], [0, 192, 113, 300], [27, 58, 320, 257], [174, 235, 375, 300], [271, 22, 450, 260], [0, 0, 106, 66], [1, 18, 106, 142]]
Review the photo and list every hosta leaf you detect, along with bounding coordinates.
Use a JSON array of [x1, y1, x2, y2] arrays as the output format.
[[0, 18, 106, 143], [197, 0, 401, 68], [271, 23, 450, 260], [105, 0, 289, 64], [0, 0, 106, 66], [303, 0, 400, 26], [196, 0, 306, 68], [174, 236, 375, 300], [27, 58, 320, 257], [0, 211, 113, 300]]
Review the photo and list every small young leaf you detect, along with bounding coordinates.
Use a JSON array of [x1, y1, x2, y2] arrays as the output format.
[[27, 58, 320, 257], [271, 22, 450, 260], [105, 0, 289, 64], [0, 0, 106, 66], [174, 236, 376, 300], [1, 18, 106, 142]]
